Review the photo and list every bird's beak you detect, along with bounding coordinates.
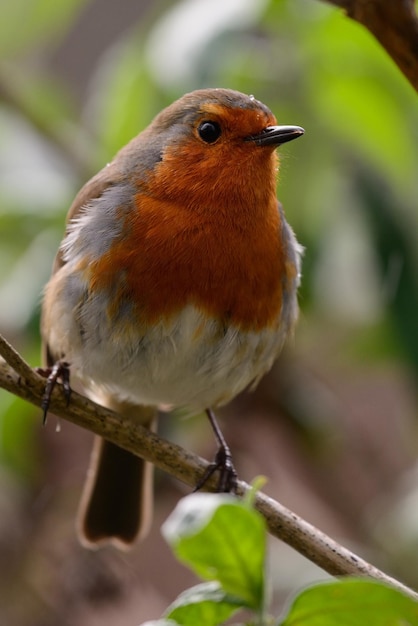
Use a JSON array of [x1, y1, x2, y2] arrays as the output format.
[[246, 125, 304, 147]]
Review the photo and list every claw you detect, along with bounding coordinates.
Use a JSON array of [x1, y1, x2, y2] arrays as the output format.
[[194, 409, 239, 493], [38, 361, 71, 424], [194, 444, 238, 493]]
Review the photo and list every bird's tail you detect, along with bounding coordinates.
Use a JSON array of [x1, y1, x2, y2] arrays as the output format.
[[77, 396, 157, 550]]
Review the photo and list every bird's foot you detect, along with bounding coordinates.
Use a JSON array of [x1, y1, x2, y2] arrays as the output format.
[[195, 441, 238, 493], [36, 361, 71, 424], [194, 408, 239, 492]]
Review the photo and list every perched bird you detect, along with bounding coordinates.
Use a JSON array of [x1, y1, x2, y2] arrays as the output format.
[[41, 88, 304, 549]]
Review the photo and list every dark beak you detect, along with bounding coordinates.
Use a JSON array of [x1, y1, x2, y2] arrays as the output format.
[[246, 125, 304, 147]]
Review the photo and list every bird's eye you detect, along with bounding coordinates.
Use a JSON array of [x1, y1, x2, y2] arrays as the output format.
[[198, 121, 221, 144]]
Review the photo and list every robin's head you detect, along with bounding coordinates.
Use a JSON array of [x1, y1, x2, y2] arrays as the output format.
[[152, 88, 302, 147], [123, 89, 304, 211]]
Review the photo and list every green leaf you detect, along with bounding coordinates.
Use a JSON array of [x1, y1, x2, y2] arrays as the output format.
[[243, 476, 267, 508], [165, 581, 243, 626], [280, 578, 418, 626], [162, 493, 266, 611]]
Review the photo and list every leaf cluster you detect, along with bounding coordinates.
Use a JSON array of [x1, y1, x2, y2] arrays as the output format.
[[143, 494, 418, 626]]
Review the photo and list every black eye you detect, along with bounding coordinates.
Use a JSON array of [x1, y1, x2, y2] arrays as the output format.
[[198, 121, 221, 144]]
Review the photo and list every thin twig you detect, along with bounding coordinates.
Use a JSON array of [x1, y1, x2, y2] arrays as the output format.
[[0, 344, 416, 600], [321, 0, 418, 92], [253, 492, 416, 597]]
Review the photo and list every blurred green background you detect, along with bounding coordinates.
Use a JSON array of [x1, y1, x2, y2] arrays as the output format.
[[0, 0, 417, 624]]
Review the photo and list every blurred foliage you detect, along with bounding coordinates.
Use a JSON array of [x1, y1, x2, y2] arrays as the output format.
[[0, 0, 86, 57], [0, 0, 417, 622]]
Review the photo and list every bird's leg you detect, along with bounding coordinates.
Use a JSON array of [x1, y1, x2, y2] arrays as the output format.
[[37, 361, 71, 424], [194, 408, 238, 493]]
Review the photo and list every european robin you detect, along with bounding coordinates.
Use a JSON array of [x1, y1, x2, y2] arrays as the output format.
[[41, 88, 304, 549]]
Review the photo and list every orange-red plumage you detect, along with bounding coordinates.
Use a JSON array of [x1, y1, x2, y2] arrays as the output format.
[[88, 192, 285, 330], [86, 102, 288, 330]]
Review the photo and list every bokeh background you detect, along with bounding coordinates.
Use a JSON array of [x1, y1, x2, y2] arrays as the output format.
[[0, 0, 417, 624]]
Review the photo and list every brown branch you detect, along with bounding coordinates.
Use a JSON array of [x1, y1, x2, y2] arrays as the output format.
[[321, 0, 418, 91], [0, 336, 417, 600]]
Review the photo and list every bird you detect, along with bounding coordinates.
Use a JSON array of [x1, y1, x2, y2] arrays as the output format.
[[41, 88, 304, 550]]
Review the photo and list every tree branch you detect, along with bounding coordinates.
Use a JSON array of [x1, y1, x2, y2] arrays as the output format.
[[321, 0, 418, 91], [0, 334, 416, 600]]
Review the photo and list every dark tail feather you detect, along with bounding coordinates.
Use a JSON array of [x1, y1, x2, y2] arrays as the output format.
[[77, 403, 156, 550]]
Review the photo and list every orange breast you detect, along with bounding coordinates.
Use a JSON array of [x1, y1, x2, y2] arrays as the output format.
[[87, 190, 289, 332]]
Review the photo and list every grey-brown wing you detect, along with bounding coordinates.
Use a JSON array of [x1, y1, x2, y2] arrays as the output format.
[[43, 161, 123, 365]]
